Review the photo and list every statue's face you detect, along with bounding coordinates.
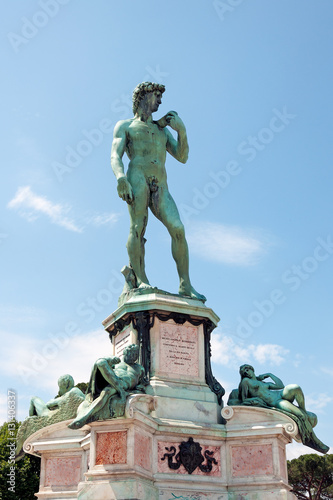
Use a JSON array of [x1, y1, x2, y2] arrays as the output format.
[[241, 365, 255, 379], [144, 90, 162, 113], [58, 381, 68, 396]]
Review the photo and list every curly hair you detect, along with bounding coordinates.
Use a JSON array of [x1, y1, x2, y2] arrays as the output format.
[[132, 81, 165, 114], [123, 343, 139, 357]]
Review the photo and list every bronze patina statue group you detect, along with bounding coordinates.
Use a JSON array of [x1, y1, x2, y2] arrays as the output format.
[[15, 82, 330, 460]]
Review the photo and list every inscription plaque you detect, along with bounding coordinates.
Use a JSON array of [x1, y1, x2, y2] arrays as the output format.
[[159, 322, 199, 377], [114, 327, 132, 357]]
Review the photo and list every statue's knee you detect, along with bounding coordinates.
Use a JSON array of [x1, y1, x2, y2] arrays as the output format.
[[170, 222, 185, 240], [96, 358, 108, 370], [129, 222, 145, 239], [286, 383, 301, 392], [307, 411, 318, 427]]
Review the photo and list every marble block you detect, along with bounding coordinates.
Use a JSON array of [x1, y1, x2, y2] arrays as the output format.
[[95, 431, 127, 465], [222, 405, 296, 499], [44, 456, 81, 487]]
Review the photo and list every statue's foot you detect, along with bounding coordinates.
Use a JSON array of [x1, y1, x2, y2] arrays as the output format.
[[310, 433, 330, 454], [15, 449, 25, 462], [179, 283, 206, 302], [138, 282, 153, 290], [68, 418, 85, 430]]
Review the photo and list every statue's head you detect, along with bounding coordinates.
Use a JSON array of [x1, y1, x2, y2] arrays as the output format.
[[132, 81, 165, 114], [123, 343, 139, 364], [58, 374, 74, 395], [239, 364, 255, 379]]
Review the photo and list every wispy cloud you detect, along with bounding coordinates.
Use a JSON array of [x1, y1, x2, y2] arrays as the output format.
[[306, 393, 333, 412], [7, 186, 119, 233], [286, 442, 331, 460], [186, 222, 269, 266], [0, 328, 111, 394], [253, 343, 289, 365], [321, 367, 333, 377], [0, 305, 47, 331], [84, 212, 119, 227], [212, 332, 289, 367], [8, 186, 82, 232]]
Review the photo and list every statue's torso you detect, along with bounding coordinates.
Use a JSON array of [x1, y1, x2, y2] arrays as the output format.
[[125, 119, 168, 183], [115, 362, 144, 390], [245, 378, 282, 406]]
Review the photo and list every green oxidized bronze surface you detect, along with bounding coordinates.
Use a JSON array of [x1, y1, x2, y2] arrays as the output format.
[[228, 364, 329, 454], [111, 81, 206, 302]]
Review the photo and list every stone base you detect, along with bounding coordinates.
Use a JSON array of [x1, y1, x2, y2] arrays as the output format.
[[24, 296, 295, 498], [221, 406, 297, 499], [102, 292, 225, 422], [25, 397, 296, 499], [146, 380, 222, 424]]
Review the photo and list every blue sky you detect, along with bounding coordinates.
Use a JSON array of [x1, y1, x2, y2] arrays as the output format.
[[1, 0, 333, 459]]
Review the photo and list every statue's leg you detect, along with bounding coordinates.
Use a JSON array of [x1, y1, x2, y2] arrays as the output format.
[[276, 399, 307, 420], [126, 172, 150, 287], [150, 186, 206, 301], [15, 436, 25, 461], [29, 397, 49, 417], [68, 387, 116, 429], [283, 385, 318, 427], [276, 399, 329, 453], [95, 360, 127, 398], [282, 384, 306, 411]]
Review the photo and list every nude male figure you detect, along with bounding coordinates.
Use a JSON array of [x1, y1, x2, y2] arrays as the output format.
[[68, 344, 145, 429], [111, 82, 205, 301]]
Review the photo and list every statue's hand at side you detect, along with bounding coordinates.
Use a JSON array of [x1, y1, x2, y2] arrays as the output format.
[[117, 177, 134, 204]]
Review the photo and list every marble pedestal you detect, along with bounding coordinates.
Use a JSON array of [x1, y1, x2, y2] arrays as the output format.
[[102, 292, 225, 425], [24, 293, 296, 499], [25, 400, 296, 499]]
